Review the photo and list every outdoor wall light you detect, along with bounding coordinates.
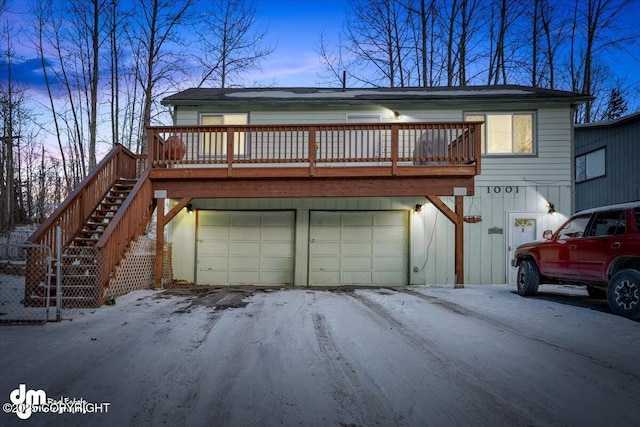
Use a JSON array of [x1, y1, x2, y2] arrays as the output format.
[[392, 110, 402, 119], [186, 203, 193, 213], [547, 202, 556, 215], [415, 204, 423, 213]]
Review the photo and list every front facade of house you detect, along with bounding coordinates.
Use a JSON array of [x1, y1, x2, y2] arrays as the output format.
[[574, 111, 640, 212], [162, 86, 590, 287]]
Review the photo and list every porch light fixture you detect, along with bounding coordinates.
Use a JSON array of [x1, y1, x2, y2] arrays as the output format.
[[547, 202, 556, 215], [186, 203, 193, 213], [392, 110, 401, 119], [415, 204, 423, 213]]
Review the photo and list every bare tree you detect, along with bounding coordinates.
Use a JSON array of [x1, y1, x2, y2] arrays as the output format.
[[126, 0, 195, 154], [486, 0, 527, 85], [0, 23, 22, 230], [195, 0, 274, 88], [569, 0, 635, 123], [343, 0, 414, 87]]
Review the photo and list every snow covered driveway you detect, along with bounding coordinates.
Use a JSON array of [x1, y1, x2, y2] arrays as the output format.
[[1, 284, 640, 426]]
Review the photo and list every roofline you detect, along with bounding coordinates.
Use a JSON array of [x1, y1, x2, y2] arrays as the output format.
[[161, 85, 594, 107], [575, 110, 640, 129], [576, 200, 640, 215]]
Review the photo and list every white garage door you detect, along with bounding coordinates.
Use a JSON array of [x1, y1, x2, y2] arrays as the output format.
[[196, 211, 295, 285], [309, 211, 408, 286]]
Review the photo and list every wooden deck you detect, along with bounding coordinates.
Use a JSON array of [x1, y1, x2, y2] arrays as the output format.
[[148, 122, 482, 198]]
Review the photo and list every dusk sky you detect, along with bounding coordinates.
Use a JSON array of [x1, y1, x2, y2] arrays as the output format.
[[253, 0, 349, 86], [2, 0, 639, 107]]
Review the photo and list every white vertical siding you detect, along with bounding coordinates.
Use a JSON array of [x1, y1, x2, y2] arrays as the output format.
[[168, 103, 576, 286]]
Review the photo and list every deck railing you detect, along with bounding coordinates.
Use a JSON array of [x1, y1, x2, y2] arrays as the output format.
[[148, 122, 482, 175]]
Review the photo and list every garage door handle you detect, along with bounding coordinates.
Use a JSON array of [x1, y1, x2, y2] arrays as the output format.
[[612, 242, 621, 249]]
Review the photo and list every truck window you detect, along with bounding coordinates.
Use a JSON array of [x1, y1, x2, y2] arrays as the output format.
[[557, 215, 591, 239], [586, 210, 626, 237]]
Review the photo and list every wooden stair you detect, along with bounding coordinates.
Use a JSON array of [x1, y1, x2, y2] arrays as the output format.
[[31, 178, 138, 308]]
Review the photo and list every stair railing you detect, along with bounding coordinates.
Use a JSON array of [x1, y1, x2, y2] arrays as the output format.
[[96, 168, 155, 300], [27, 144, 140, 256]]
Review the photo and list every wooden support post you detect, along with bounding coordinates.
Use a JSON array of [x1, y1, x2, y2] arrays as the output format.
[[425, 195, 465, 288], [155, 197, 165, 289], [454, 195, 464, 288]]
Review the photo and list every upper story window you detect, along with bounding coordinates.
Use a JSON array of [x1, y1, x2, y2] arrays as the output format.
[[465, 112, 535, 155], [200, 113, 248, 157], [575, 147, 605, 183]]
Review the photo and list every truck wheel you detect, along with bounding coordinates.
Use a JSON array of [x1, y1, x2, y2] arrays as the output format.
[[517, 260, 540, 296], [607, 269, 640, 319]]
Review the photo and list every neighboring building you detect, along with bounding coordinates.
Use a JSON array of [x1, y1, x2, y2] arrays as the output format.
[[574, 112, 640, 212], [160, 86, 590, 287]]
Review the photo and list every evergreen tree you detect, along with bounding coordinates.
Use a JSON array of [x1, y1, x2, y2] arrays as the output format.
[[602, 88, 628, 121]]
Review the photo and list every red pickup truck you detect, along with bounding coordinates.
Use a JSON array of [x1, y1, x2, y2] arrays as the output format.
[[512, 202, 640, 319]]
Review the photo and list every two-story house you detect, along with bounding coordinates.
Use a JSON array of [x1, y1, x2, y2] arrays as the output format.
[[25, 85, 590, 308], [159, 86, 590, 288]]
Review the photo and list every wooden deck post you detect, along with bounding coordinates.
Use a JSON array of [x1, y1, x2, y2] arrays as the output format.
[[426, 195, 465, 288], [454, 195, 464, 288], [155, 196, 165, 289]]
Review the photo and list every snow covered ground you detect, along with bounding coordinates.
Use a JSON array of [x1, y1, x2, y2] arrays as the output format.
[[1, 284, 639, 426]]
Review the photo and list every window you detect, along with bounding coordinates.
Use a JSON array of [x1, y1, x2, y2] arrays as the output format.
[[557, 215, 591, 239], [575, 148, 605, 182], [586, 210, 625, 237], [465, 112, 535, 155], [200, 113, 248, 157]]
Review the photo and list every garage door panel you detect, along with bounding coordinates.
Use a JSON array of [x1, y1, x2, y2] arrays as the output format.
[[311, 213, 341, 227], [373, 241, 405, 254], [311, 242, 340, 255], [230, 227, 260, 241], [263, 242, 293, 255], [342, 242, 372, 255], [342, 256, 372, 271], [309, 211, 407, 286], [198, 242, 229, 255], [374, 256, 405, 270], [197, 211, 294, 285], [199, 213, 230, 226], [262, 213, 294, 227], [342, 213, 373, 226], [373, 271, 404, 284], [229, 242, 260, 255], [310, 228, 341, 240], [199, 255, 228, 269], [230, 271, 260, 284], [374, 226, 407, 240], [198, 227, 229, 240], [231, 213, 261, 226], [262, 227, 293, 241], [342, 227, 373, 240], [343, 271, 372, 284], [312, 256, 341, 270]]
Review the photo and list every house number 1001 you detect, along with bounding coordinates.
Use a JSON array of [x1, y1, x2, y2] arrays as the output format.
[[487, 186, 519, 194]]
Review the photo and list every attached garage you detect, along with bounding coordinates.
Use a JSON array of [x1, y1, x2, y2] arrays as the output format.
[[308, 211, 408, 286], [196, 210, 295, 285]]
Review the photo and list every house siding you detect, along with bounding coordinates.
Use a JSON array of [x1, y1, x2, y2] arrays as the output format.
[[575, 115, 640, 211], [168, 99, 575, 285]]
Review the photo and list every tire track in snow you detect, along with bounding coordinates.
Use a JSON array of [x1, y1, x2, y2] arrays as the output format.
[[347, 291, 551, 427], [311, 312, 395, 426], [395, 287, 640, 383]]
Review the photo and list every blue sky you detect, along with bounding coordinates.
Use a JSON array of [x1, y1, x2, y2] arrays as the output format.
[[252, 0, 348, 86]]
